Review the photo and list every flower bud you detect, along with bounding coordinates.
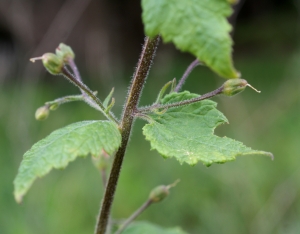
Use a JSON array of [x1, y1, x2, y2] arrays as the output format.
[[49, 103, 59, 111], [30, 53, 63, 75], [222, 79, 248, 96], [35, 106, 50, 121], [149, 185, 169, 203], [42, 53, 63, 75], [56, 43, 75, 62]]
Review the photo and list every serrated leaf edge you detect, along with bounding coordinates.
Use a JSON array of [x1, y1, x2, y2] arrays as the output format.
[[14, 120, 121, 203]]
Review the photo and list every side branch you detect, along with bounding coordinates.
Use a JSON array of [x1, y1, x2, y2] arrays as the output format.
[[174, 59, 202, 92], [95, 35, 160, 234], [61, 67, 119, 124], [138, 78, 260, 115], [139, 86, 223, 114], [115, 200, 152, 234]]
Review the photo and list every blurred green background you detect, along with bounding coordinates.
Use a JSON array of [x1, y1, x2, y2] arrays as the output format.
[[1, 0, 300, 233]]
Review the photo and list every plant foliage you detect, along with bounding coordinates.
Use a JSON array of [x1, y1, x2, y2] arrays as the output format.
[[122, 221, 187, 234], [14, 121, 121, 203], [143, 92, 272, 166], [142, 0, 239, 78]]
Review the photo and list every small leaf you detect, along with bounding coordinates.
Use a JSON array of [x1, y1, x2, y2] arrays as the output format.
[[155, 80, 173, 104], [143, 92, 272, 166], [142, 0, 239, 78], [105, 98, 115, 114], [103, 87, 114, 108], [170, 78, 177, 94], [122, 221, 187, 234], [14, 120, 121, 203]]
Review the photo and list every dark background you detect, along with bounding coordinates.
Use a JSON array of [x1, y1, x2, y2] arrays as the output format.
[[1, 0, 300, 233]]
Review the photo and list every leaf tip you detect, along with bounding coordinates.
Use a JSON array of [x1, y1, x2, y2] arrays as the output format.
[[268, 152, 274, 161], [204, 162, 212, 167], [253, 151, 274, 160], [235, 70, 241, 78], [243, 150, 274, 161], [14, 193, 23, 204]]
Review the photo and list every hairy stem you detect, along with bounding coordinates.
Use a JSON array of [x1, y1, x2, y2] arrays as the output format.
[[68, 58, 83, 82], [68, 59, 101, 110], [45, 93, 88, 106], [115, 200, 153, 234], [174, 59, 202, 92], [95, 36, 160, 234], [139, 86, 223, 114], [44, 91, 98, 109], [61, 67, 118, 124]]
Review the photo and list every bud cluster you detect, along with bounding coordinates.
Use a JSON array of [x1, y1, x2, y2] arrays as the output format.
[[30, 43, 75, 75]]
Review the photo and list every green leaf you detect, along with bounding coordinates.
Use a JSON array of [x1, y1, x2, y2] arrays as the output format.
[[103, 87, 114, 108], [142, 0, 239, 78], [143, 92, 273, 166], [14, 120, 121, 203], [122, 221, 188, 234]]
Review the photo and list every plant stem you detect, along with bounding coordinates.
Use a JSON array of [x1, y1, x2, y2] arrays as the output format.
[[95, 35, 160, 234], [68, 58, 83, 82], [174, 59, 202, 92], [45, 92, 97, 108], [68, 58, 102, 110], [61, 67, 119, 124], [139, 86, 223, 114], [115, 200, 153, 234]]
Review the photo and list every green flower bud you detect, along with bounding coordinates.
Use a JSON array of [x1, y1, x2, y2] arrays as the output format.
[[56, 43, 75, 62], [49, 103, 59, 111], [149, 185, 169, 203], [30, 53, 63, 75], [222, 79, 261, 96], [148, 180, 179, 203], [222, 79, 248, 96], [42, 53, 63, 75], [35, 106, 50, 121]]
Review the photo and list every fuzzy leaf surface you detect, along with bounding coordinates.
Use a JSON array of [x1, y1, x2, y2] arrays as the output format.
[[142, 0, 239, 78], [143, 92, 272, 166], [122, 221, 187, 234], [14, 120, 121, 203]]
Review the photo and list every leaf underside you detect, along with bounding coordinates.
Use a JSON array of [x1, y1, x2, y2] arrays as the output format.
[[122, 221, 187, 234], [143, 92, 273, 166], [14, 120, 121, 203], [142, 0, 239, 78]]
